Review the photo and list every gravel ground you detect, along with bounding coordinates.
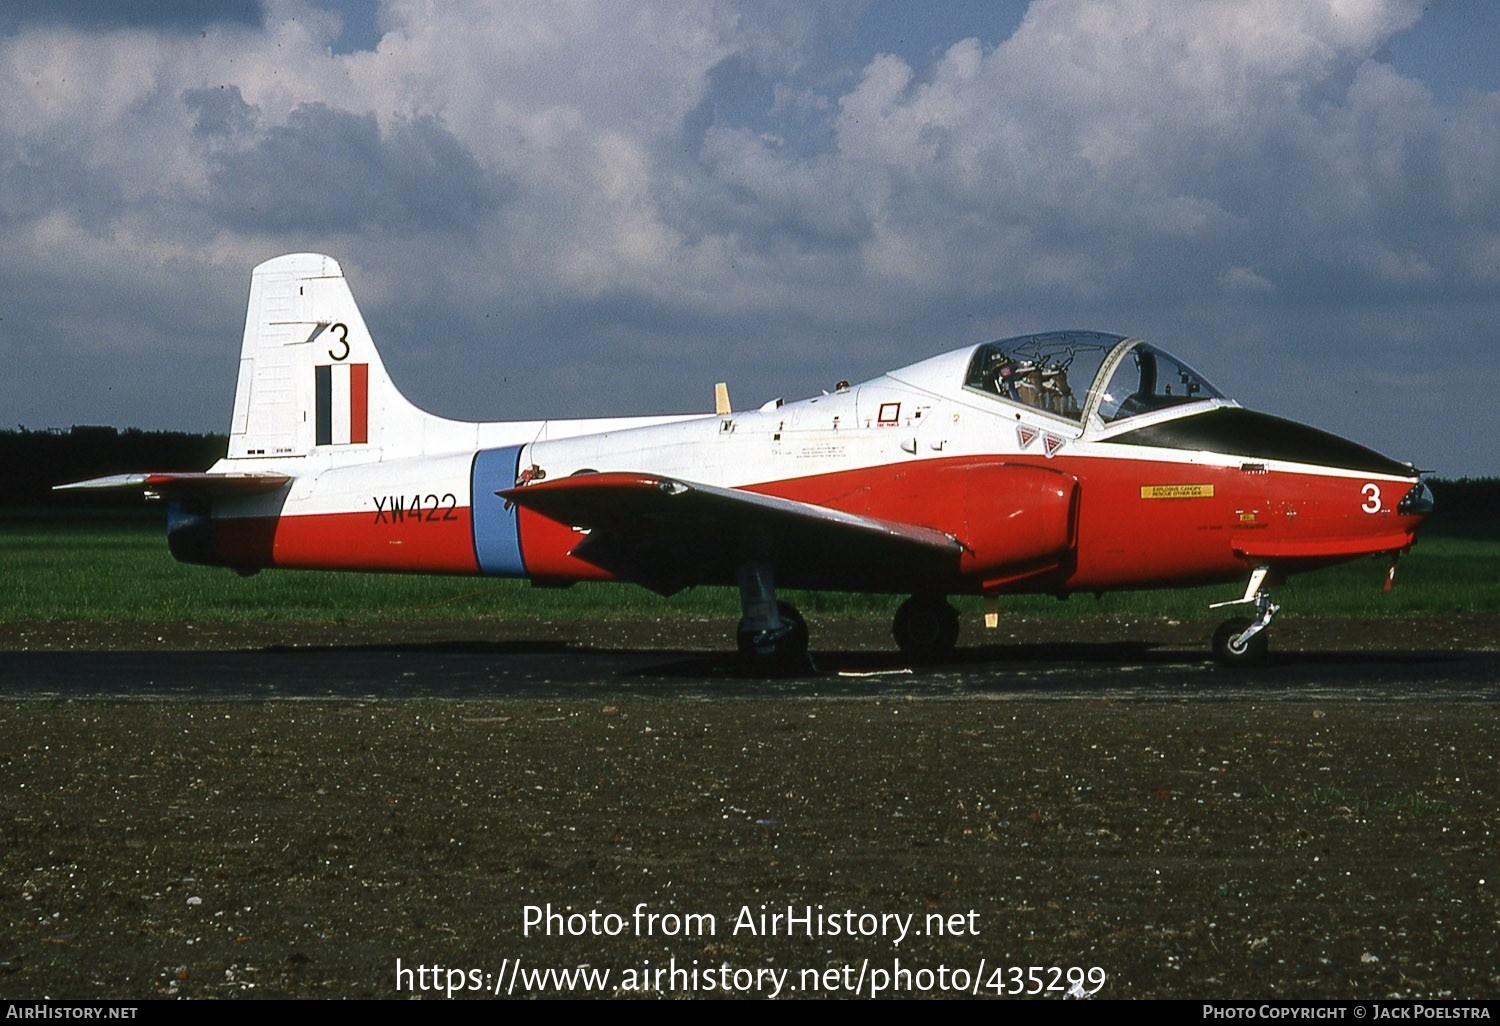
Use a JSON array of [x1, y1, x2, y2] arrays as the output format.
[[1, 614, 1497, 1000]]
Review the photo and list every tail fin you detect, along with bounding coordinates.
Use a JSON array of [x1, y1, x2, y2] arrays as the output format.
[[226, 253, 431, 461]]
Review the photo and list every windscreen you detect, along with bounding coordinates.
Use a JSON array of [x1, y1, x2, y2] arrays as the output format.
[[1093, 344, 1224, 423]]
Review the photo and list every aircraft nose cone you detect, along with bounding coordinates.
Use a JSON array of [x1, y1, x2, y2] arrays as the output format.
[[1398, 479, 1435, 516]]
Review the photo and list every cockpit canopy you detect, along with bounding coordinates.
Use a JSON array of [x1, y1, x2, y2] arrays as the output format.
[[964, 330, 1225, 426]]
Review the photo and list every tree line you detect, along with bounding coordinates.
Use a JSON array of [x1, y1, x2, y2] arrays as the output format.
[[1, 426, 1494, 537], [1, 426, 226, 511]]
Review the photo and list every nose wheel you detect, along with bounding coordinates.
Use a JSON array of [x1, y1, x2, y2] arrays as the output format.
[[1209, 567, 1279, 666], [1212, 617, 1269, 665]]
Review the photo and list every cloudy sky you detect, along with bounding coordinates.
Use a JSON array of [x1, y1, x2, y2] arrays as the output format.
[[2, 0, 1496, 475]]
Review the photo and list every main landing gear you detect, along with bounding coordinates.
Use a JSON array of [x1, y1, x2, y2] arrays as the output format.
[[1209, 566, 1280, 666], [891, 594, 960, 662], [735, 561, 810, 672], [734, 561, 963, 671]]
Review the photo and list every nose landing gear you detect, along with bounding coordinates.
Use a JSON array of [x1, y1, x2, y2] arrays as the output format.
[[1210, 566, 1280, 666]]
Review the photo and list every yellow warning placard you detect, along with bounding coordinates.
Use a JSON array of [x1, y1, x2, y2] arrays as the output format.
[[1140, 484, 1215, 499]]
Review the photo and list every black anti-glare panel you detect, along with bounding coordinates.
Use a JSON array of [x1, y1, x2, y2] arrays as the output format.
[[1105, 408, 1415, 477]]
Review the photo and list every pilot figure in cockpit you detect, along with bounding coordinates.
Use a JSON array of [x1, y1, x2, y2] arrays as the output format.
[[987, 353, 1075, 418]]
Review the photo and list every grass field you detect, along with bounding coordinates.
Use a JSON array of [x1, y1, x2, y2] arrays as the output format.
[[2, 519, 1496, 626]]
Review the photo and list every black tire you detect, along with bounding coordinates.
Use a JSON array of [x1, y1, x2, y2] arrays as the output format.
[[892, 595, 960, 662], [1212, 618, 1269, 666], [737, 602, 809, 671]]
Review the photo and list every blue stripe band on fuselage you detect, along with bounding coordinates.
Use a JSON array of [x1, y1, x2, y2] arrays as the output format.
[[471, 445, 526, 576]]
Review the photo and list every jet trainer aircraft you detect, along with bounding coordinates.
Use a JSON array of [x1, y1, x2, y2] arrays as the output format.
[[62, 253, 1433, 668]]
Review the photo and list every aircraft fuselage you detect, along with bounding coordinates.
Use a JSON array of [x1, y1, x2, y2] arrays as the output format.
[[65, 255, 1428, 667]]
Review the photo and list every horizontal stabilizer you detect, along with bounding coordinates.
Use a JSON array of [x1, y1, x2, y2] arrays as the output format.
[[55, 472, 291, 498]]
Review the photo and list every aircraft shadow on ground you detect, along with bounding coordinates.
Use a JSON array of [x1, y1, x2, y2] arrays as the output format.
[[245, 637, 1352, 666], [625, 643, 1463, 680], [0, 641, 1474, 700]]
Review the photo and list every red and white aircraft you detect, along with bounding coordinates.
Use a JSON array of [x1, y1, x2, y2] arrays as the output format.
[[63, 253, 1433, 667]]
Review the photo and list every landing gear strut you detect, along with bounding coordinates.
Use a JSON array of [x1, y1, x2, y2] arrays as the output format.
[[1210, 566, 1279, 666], [735, 561, 809, 672], [892, 594, 960, 662]]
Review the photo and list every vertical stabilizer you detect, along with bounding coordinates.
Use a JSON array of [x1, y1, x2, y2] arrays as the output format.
[[226, 253, 429, 461]]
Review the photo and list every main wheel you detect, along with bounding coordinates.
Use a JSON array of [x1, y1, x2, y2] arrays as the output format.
[[1212, 618, 1269, 666], [892, 595, 960, 662], [737, 601, 809, 671]]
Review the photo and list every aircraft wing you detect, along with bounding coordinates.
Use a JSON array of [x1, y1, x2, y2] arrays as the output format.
[[54, 472, 292, 499], [499, 472, 964, 594]]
